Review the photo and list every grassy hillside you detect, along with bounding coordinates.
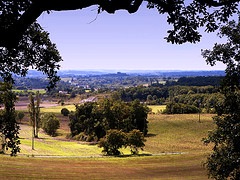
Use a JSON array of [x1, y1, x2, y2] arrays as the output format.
[[0, 113, 215, 179], [146, 114, 214, 154]]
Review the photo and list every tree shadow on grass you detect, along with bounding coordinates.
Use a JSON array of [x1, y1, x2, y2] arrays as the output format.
[[107, 153, 153, 158]]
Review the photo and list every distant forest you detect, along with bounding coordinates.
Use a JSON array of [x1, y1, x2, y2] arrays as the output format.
[[12, 70, 224, 90], [167, 76, 224, 86]]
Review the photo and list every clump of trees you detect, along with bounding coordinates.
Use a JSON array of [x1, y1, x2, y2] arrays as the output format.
[[98, 129, 145, 156], [69, 99, 149, 141], [41, 113, 60, 137], [163, 102, 199, 114]]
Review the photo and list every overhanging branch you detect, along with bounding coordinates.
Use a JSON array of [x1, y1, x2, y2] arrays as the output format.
[[0, 0, 144, 48], [1, 0, 240, 48]]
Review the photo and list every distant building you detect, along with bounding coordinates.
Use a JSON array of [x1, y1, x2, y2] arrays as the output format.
[[59, 91, 67, 94]]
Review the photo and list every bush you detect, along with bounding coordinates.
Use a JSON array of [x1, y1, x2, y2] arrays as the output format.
[[61, 108, 70, 116], [41, 113, 60, 136]]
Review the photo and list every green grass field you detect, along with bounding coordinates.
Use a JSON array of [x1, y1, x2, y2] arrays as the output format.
[[0, 113, 215, 179]]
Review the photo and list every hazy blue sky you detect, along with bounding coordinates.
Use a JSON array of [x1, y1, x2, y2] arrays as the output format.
[[37, 4, 226, 71]]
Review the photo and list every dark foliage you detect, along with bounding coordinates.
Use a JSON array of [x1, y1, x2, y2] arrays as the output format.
[[98, 129, 145, 156], [1, 0, 239, 48], [163, 102, 199, 114], [69, 99, 149, 141], [61, 108, 70, 116], [41, 113, 60, 136], [0, 1, 62, 89], [169, 76, 224, 86], [0, 82, 20, 156], [202, 18, 240, 180], [98, 129, 127, 156]]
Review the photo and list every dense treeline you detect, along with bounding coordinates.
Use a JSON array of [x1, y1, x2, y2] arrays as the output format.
[[171, 93, 224, 113], [163, 103, 199, 114], [69, 99, 149, 141], [167, 76, 224, 86], [14, 78, 48, 90], [114, 85, 223, 114], [114, 86, 169, 103]]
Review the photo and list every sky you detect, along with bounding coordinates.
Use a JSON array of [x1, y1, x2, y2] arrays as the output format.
[[37, 4, 226, 71]]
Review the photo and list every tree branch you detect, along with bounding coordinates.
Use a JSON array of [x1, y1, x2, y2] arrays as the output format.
[[1, 0, 144, 48], [1, 0, 240, 48]]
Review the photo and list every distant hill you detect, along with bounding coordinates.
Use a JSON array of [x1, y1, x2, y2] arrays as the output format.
[[21, 70, 225, 78]]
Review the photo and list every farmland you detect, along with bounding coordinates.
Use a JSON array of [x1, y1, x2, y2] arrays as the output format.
[[1, 75, 222, 179]]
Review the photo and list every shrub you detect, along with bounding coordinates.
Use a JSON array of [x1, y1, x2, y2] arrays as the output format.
[[61, 108, 70, 116], [41, 113, 60, 136]]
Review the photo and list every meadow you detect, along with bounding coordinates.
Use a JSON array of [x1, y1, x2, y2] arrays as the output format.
[[0, 106, 215, 179]]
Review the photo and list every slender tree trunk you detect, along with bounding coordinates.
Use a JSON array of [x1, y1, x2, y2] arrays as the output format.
[[35, 91, 40, 138]]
